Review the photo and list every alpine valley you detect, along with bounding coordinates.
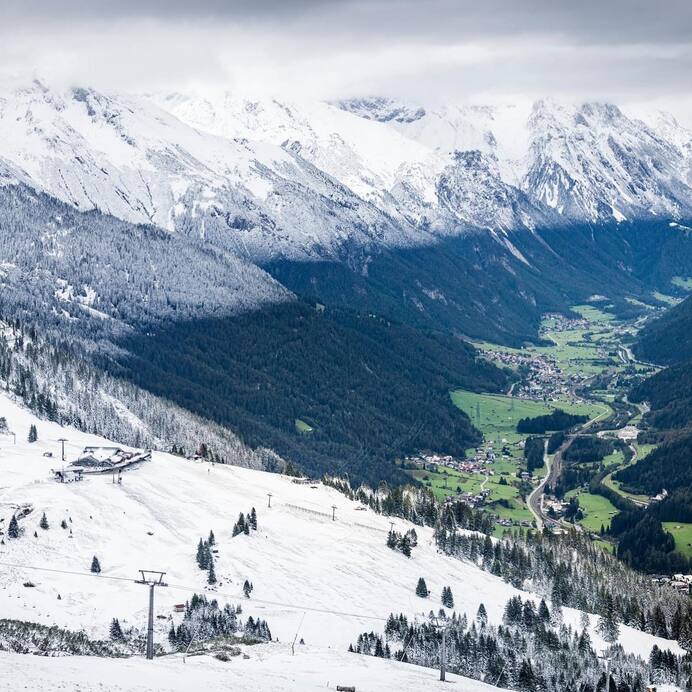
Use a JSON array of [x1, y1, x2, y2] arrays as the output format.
[[1, 76, 692, 691]]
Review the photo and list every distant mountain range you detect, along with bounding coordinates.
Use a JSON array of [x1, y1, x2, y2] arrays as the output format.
[[2, 82, 691, 267], [0, 80, 690, 344]]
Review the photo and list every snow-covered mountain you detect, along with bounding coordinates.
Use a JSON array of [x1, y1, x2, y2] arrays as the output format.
[[1, 81, 691, 269], [339, 97, 692, 224]]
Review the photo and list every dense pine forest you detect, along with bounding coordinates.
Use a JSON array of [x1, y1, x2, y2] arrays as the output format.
[[107, 304, 509, 486], [605, 295, 692, 574]]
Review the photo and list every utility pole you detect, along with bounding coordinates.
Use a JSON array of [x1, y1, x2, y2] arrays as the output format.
[[430, 615, 448, 682], [267, 492, 272, 509], [58, 437, 68, 462], [440, 625, 447, 682], [135, 570, 167, 660], [331, 505, 337, 521]]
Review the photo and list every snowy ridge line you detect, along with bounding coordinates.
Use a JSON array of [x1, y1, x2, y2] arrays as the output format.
[[0, 560, 389, 623]]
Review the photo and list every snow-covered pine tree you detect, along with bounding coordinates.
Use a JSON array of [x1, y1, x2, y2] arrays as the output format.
[[442, 586, 454, 609], [243, 580, 253, 598], [207, 558, 217, 585], [597, 593, 620, 644], [90, 556, 101, 574], [415, 577, 429, 598], [8, 515, 19, 538], [232, 513, 246, 537], [249, 507, 257, 530], [109, 618, 124, 641], [28, 424, 37, 443], [39, 512, 49, 530], [398, 533, 412, 557], [476, 603, 488, 627]]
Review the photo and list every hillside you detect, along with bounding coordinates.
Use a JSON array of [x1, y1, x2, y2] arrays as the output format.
[[0, 390, 684, 689], [607, 297, 692, 574], [634, 295, 692, 365], [108, 303, 508, 486]]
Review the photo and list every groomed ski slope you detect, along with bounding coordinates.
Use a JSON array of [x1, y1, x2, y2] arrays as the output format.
[[0, 389, 683, 689], [0, 644, 509, 691]]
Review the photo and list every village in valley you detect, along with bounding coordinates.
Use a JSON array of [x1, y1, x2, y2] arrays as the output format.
[[401, 302, 677, 544]]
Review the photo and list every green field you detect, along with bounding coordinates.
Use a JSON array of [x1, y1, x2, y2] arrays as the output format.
[[653, 291, 681, 306], [602, 443, 656, 505], [601, 448, 624, 468], [663, 523, 692, 558], [409, 463, 519, 503], [450, 390, 605, 446], [565, 490, 620, 533], [295, 418, 314, 434], [572, 304, 616, 322], [672, 276, 692, 291]]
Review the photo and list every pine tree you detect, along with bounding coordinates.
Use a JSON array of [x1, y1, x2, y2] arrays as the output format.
[[243, 579, 253, 598], [168, 622, 178, 647], [678, 613, 692, 654], [249, 507, 257, 530], [109, 618, 124, 640], [538, 598, 550, 623], [233, 513, 246, 537], [397, 532, 412, 557], [91, 555, 101, 574], [208, 530, 215, 546], [60, 519, 68, 529], [477, 603, 488, 627], [8, 514, 19, 538], [597, 593, 619, 644], [442, 586, 454, 609], [28, 424, 37, 443], [39, 512, 49, 530], [207, 558, 217, 585], [415, 577, 429, 598]]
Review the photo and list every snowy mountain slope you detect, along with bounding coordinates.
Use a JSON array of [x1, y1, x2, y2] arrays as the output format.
[[155, 91, 557, 234], [152, 92, 443, 224], [4, 81, 691, 270], [0, 81, 415, 262], [0, 390, 682, 664], [0, 645, 510, 692], [338, 97, 692, 224], [0, 183, 292, 331]]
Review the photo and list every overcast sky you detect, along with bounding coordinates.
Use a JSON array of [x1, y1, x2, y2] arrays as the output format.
[[1, 0, 690, 115]]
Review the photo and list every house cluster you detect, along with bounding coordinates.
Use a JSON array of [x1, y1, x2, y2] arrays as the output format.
[[412, 447, 499, 476], [543, 497, 571, 518], [650, 488, 668, 503], [483, 349, 578, 401], [447, 488, 491, 509], [651, 573, 692, 593], [541, 312, 590, 333], [53, 446, 151, 480]]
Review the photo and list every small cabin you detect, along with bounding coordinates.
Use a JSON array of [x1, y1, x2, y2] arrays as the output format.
[[53, 469, 83, 483], [173, 604, 186, 613]]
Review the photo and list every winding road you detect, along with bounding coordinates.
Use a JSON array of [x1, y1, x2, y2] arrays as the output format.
[[527, 439, 551, 530], [526, 402, 614, 530]]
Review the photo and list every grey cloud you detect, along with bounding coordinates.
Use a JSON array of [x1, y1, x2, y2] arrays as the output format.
[[0, 0, 689, 110]]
